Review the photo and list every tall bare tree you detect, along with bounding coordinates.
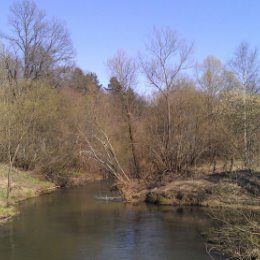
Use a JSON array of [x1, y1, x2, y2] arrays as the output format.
[[141, 27, 193, 171], [1, 0, 74, 80], [197, 56, 226, 171], [229, 42, 260, 166]]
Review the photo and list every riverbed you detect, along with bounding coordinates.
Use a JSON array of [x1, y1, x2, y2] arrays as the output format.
[[0, 181, 219, 260]]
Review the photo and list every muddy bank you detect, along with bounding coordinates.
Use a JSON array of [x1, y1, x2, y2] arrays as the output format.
[[123, 170, 260, 210]]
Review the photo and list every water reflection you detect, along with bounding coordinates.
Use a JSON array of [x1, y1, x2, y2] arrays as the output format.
[[0, 182, 216, 260]]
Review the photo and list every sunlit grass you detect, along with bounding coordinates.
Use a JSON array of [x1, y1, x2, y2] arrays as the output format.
[[0, 164, 56, 222]]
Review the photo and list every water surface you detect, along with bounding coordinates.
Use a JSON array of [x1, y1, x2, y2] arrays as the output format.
[[0, 182, 216, 260]]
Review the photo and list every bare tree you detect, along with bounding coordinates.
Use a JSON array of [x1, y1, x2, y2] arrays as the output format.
[[107, 50, 140, 178], [0, 0, 74, 80], [78, 123, 130, 184], [229, 42, 260, 94], [0, 47, 20, 89], [197, 56, 225, 96], [229, 42, 260, 166], [207, 210, 260, 260], [196, 56, 226, 171], [141, 27, 193, 171]]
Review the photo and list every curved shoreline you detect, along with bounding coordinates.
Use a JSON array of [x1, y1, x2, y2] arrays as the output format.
[[0, 168, 104, 224], [0, 185, 59, 224], [1, 170, 259, 225]]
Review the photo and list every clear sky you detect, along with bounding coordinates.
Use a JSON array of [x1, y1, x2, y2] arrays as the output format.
[[0, 0, 259, 90]]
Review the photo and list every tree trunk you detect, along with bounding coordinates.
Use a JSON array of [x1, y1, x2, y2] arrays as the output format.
[[164, 93, 172, 171], [242, 88, 249, 167], [124, 97, 139, 178], [6, 164, 12, 200]]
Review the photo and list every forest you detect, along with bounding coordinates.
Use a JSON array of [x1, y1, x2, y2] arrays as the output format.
[[0, 1, 259, 259]]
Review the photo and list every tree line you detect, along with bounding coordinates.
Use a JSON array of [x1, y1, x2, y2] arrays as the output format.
[[0, 0, 259, 196]]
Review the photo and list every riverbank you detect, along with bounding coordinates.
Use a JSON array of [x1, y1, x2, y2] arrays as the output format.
[[0, 164, 57, 223], [122, 170, 260, 210], [0, 164, 105, 223], [1, 164, 259, 224]]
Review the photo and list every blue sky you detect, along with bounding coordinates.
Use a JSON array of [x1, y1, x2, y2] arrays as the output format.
[[0, 0, 259, 90]]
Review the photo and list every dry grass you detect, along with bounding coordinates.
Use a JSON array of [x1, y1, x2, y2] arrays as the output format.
[[140, 170, 260, 210], [194, 160, 260, 176]]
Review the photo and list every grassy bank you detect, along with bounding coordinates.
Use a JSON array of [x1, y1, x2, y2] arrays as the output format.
[[122, 170, 260, 211], [0, 164, 57, 222]]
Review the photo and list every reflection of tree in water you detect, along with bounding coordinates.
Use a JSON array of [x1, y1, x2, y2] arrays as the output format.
[[0, 183, 216, 260]]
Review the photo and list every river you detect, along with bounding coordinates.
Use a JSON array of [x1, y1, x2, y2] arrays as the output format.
[[0, 181, 220, 260]]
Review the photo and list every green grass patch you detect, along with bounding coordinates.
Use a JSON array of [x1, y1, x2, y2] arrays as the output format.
[[0, 205, 17, 218], [0, 164, 56, 221]]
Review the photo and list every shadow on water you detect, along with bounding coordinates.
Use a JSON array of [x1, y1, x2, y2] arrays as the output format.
[[0, 181, 222, 260]]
